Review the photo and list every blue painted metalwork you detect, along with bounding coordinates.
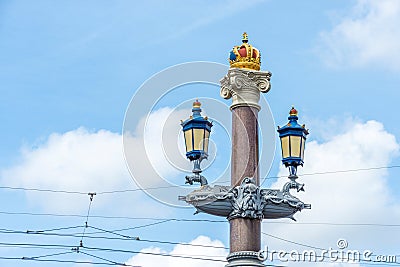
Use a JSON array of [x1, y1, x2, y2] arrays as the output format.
[[181, 100, 213, 161], [181, 100, 213, 186], [277, 107, 309, 176]]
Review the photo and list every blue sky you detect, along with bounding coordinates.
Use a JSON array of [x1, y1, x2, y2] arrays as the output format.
[[1, 0, 400, 266]]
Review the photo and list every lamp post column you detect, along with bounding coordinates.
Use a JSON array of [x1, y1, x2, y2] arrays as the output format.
[[220, 67, 271, 266]]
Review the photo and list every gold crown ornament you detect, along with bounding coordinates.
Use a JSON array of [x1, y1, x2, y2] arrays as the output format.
[[229, 32, 261, 71]]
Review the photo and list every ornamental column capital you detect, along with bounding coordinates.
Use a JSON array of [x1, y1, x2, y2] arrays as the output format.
[[220, 68, 272, 110]]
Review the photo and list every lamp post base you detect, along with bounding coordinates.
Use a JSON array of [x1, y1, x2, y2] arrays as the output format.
[[226, 251, 265, 267]]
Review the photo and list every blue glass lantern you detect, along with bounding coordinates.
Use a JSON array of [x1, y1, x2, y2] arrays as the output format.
[[181, 100, 213, 186], [277, 107, 309, 178]]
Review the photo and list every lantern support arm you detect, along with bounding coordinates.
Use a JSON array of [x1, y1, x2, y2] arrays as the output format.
[[185, 157, 208, 186], [289, 165, 298, 177], [185, 173, 208, 186], [282, 177, 304, 194]]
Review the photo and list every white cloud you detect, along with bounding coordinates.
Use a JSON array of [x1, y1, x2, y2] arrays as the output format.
[[317, 0, 400, 70], [1, 128, 134, 212], [0, 107, 191, 212], [142, 107, 192, 180], [126, 235, 227, 267], [263, 120, 399, 265]]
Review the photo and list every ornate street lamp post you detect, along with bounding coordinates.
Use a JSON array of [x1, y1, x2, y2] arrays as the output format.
[[181, 100, 213, 186], [180, 33, 311, 267]]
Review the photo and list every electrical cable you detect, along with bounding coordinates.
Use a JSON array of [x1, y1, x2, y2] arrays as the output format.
[[2, 210, 399, 227], [260, 165, 400, 185], [0, 242, 228, 263], [88, 225, 139, 240], [262, 232, 400, 265], [86, 225, 229, 249], [26, 251, 74, 259], [82, 245, 227, 262], [0, 226, 229, 250], [0, 211, 227, 222], [26, 225, 83, 233], [1, 165, 399, 195], [78, 250, 123, 265], [80, 193, 96, 246]]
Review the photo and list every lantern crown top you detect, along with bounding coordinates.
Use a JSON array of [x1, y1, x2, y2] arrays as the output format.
[[181, 99, 213, 129], [229, 32, 261, 71], [193, 99, 201, 109], [277, 106, 309, 136], [191, 99, 203, 118], [289, 106, 298, 117]]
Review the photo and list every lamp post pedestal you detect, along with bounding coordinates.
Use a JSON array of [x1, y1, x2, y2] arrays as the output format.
[[226, 251, 265, 267]]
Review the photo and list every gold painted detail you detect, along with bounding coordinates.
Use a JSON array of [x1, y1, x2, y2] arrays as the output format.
[[289, 106, 298, 116], [229, 32, 261, 71], [193, 99, 201, 108]]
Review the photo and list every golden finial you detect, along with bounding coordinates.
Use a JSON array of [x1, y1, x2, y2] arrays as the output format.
[[289, 106, 298, 116], [193, 99, 201, 108], [242, 32, 248, 43]]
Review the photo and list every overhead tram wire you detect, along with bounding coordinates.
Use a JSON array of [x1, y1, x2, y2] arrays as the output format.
[[24, 251, 74, 259], [262, 232, 400, 265], [86, 225, 229, 249], [80, 193, 96, 247], [7, 224, 400, 261], [1, 164, 400, 195], [76, 250, 123, 265], [0, 241, 398, 266], [258, 165, 400, 185], [26, 225, 83, 233], [0, 242, 229, 263], [4, 227, 398, 261], [0, 225, 230, 250], [1, 210, 400, 227], [0, 256, 142, 266], [263, 221, 400, 227], [0, 239, 142, 266], [0, 184, 180, 195], [0, 210, 228, 222]]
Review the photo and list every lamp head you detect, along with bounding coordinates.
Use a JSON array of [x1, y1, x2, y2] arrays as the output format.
[[181, 100, 213, 161], [277, 107, 309, 171]]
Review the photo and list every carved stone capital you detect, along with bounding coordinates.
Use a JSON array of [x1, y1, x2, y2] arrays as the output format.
[[220, 68, 271, 110]]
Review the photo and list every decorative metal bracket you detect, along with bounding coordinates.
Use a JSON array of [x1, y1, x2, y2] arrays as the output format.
[[179, 176, 310, 220], [185, 174, 208, 186], [185, 157, 208, 186], [282, 175, 304, 194]]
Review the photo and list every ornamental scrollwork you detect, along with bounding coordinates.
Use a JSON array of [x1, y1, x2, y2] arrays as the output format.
[[220, 75, 232, 99], [219, 68, 272, 109]]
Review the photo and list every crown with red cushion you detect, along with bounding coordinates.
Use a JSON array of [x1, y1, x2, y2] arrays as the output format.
[[229, 32, 261, 71]]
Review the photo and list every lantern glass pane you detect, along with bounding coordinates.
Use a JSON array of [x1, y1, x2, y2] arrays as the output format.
[[281, 136, 290, 159], [204, 130, 210, 153], [290, 136, 301, 157], [193, 128, 205, 150], [184, 129, 193, 152], [301, 136, 306, 160]]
